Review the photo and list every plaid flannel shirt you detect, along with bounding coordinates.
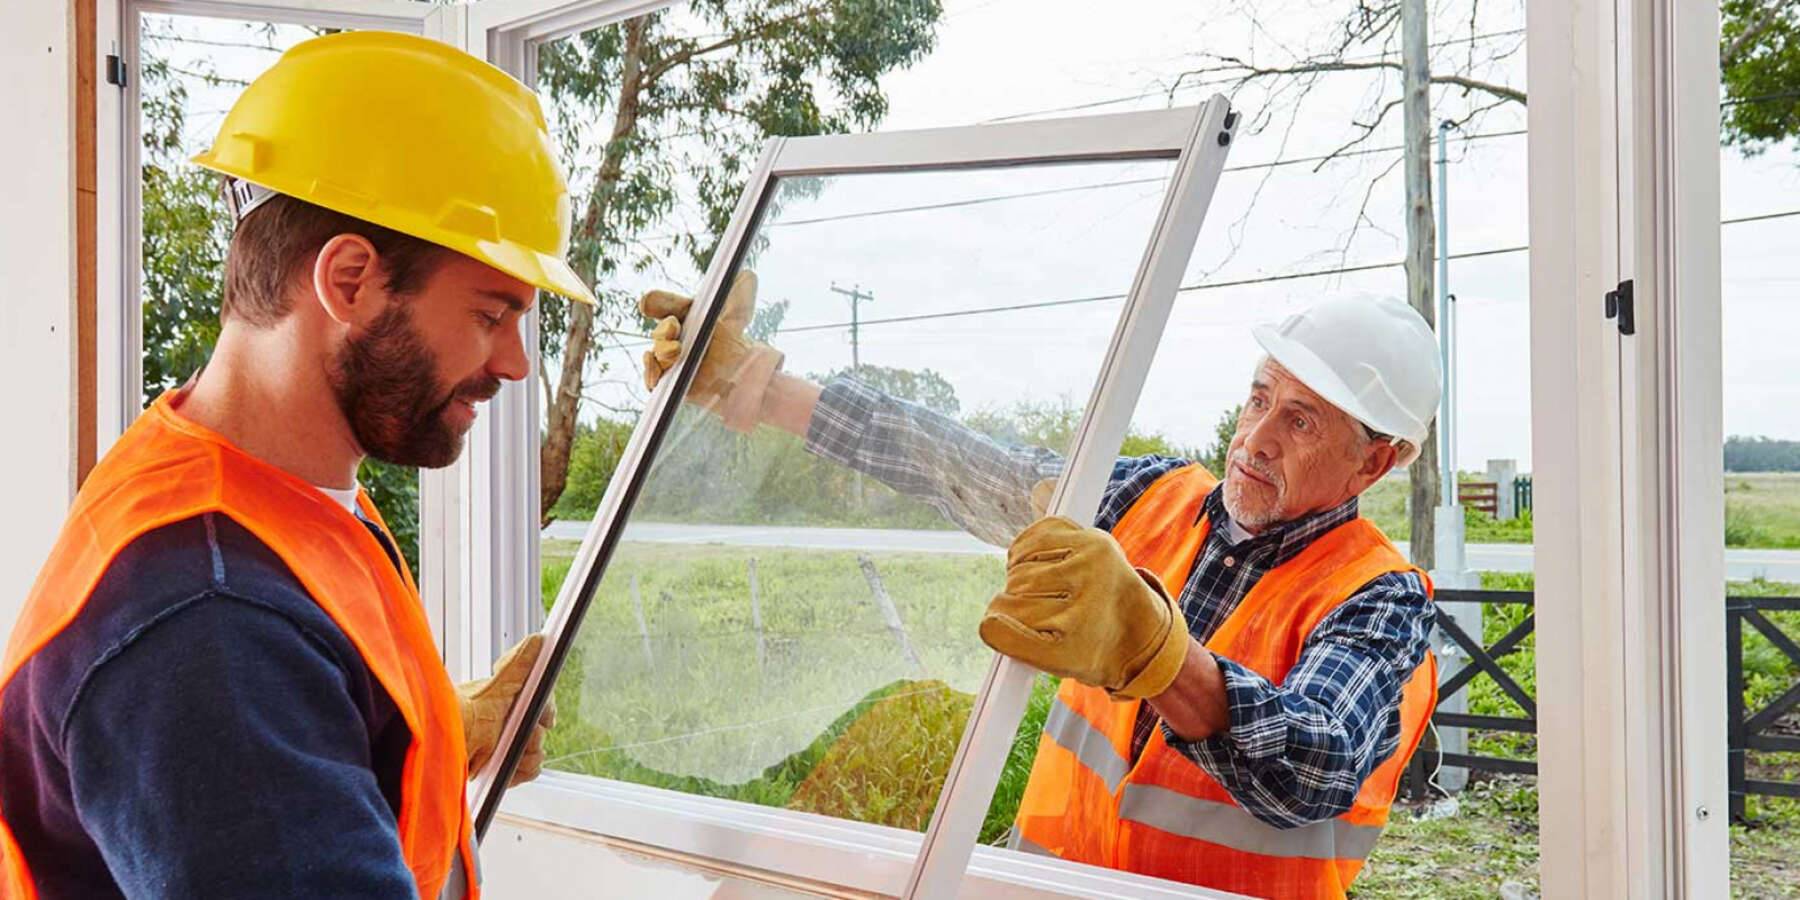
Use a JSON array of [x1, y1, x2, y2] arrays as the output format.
[[804, 376, 1435, 829]]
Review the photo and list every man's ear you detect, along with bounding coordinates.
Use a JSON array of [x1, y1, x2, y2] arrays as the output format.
[[1357, 438, 1400, 485], [311, 234, 385, 326]]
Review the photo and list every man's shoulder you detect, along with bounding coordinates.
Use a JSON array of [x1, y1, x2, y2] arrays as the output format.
[[13, 514, 356, 731], [1095, 455, 1206, 531]]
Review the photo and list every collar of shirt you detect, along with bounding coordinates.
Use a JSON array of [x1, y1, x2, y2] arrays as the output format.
[[1197, 485, 1361, 569]]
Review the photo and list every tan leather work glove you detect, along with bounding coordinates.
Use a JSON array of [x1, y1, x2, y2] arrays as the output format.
[[1029, 477, 1058, 518], [639, 270, 785, 433], [978, 517, 1191, 699], [459, 633, 557, 787]]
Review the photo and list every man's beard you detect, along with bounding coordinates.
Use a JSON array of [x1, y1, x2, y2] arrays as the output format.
[[1221, 450, 1286, 531], [330, 303, 500, 469]]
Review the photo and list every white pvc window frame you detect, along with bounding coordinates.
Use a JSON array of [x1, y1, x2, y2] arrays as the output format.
[[1526, 0, 1728, 895]]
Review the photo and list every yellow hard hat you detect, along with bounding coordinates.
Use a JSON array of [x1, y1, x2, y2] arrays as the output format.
[[192, 30, 596, 306]]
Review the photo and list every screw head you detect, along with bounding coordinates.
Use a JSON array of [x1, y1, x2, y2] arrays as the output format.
[[1696, 805, 1711, 821]]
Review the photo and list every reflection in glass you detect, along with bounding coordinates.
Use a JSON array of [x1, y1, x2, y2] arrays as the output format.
[[543, 159, 1177, 832]]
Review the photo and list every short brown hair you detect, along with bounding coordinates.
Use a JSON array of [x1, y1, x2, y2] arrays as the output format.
[[222, 193, 450, 326]]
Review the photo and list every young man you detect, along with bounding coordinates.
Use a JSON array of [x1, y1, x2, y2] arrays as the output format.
[[0, 32, 591, 899], [643, 275, 1442, 899]]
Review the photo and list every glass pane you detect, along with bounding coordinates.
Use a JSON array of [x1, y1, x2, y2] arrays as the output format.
[[1720, 5, 1800, 888], [540, 158, 1177, 834]]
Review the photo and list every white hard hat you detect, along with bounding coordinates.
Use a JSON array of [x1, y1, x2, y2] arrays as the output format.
[[1250, 294, 1442, 468]]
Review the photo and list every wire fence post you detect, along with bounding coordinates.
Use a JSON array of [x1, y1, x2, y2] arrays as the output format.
[[629, 573, 654, 669], [857, 555, 925, 675], [749, 556, 766, 675]]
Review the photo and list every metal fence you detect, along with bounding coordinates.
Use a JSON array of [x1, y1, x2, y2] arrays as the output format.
[[1727, 593, 1800, 818], [1406, 588, 1800, 821]]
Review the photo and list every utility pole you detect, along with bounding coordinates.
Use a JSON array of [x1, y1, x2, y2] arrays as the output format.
[[1437, 119, 1456, 512], [1401, 0, 1438, 573], [1426, 104, 1480, 796], [830, 283, 875, 371]]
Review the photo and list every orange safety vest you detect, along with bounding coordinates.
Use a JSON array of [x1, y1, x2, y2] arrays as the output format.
[[0, 392, 479, 900], [1012, 465, 1436, 900]]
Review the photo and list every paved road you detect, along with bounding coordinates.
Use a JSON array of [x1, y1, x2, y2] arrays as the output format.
[[542, 520, 1800, 583]]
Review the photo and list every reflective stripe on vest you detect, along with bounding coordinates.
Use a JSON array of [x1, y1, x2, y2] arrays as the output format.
[[0, 392, 479, 899], [1119, 784, 1384, 862], [1010, 464, 1436, 898], [1041, 700, 1129, 793], [1040, 697, 1386, 862]]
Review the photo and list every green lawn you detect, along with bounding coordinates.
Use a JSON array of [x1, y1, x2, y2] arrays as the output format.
[[537, 540, 1800, 894], [1728, 473, 1800, 549], [1362, 471, 1800, 549]]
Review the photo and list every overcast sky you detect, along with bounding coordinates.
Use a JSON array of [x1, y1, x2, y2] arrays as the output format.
[[151, 0, 1800, 471]]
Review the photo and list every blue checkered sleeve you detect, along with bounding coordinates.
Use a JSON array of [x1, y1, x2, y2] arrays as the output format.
[[1161, 573, 1436, 828]]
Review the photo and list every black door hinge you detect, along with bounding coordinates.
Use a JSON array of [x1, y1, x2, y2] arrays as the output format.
[[105, 54, 127, 88], [1605, 278, 1635, 336]]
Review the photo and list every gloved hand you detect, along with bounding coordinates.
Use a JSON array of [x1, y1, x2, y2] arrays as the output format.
[[639, 270, 785, 433], [978, 516, 1191, 699], [1029, 477, 1059, 518], [459, 633, 557, 787]]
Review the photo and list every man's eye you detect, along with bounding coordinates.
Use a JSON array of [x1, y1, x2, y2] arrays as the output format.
[[1293, 416, 1310, 432], [480, 312, 504, 328]]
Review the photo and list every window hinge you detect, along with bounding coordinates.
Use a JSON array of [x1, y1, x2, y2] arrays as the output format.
[[1605, 278, 1635, 336], [105, 54, 127, 88]]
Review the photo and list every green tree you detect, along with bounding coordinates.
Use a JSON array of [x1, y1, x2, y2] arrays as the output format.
[[549, 417, 639, 519], [965, 398, 1192, 459], [533, 1, 944, 526], [1721, 0, 1800, 151], [812, 365, 962, 416], [140, 57, 228, 397], [1201, 403, 1242, 477]]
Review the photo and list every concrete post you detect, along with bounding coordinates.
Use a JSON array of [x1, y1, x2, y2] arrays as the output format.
[[1431, 507, 1480, 793], [1487, 459, 1519, 520]]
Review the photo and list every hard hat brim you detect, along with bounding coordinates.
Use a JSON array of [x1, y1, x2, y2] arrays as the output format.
[[1251, 323, 1423, 468]]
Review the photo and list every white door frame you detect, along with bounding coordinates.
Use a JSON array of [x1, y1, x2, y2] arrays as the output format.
[[1527, 0, 1728, 896], [1617, 0, 1728, 893]]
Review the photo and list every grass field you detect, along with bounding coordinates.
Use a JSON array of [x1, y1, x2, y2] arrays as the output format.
[[1727, 473, 1800, 549], [536, 539, 1800, 895], [1362, 471, 1800, 549]]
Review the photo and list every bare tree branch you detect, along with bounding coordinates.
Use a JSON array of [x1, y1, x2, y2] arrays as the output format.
[[1312, 98, 1404, 173], [641, 6, 829, 87], [1723, 0, 1797, 69], [1335, 153, 1405, 268], [1191, 54, 1527, 105]]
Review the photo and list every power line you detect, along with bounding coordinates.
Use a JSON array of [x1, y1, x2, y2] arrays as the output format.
[[1723, 208, 1800, 226], [598, 242, 1533, 348], [1722, 89, 1800, 108], [142, 32, 288, 53], [595, 206, 1800, 349], [620, 126, 1525, 244]]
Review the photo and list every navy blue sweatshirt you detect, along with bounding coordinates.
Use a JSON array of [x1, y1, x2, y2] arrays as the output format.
[[0, 512, 418, 898]]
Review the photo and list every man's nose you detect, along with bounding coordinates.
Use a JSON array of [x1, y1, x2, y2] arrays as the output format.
[[1241, 411, 1281, 461], [489, 317, 530, 383]]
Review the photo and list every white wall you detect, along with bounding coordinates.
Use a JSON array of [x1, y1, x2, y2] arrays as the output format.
[[0, 2, 78, 635]]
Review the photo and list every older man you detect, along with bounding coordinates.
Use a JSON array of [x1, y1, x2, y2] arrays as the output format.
[[642, 276, 1442, 900]]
